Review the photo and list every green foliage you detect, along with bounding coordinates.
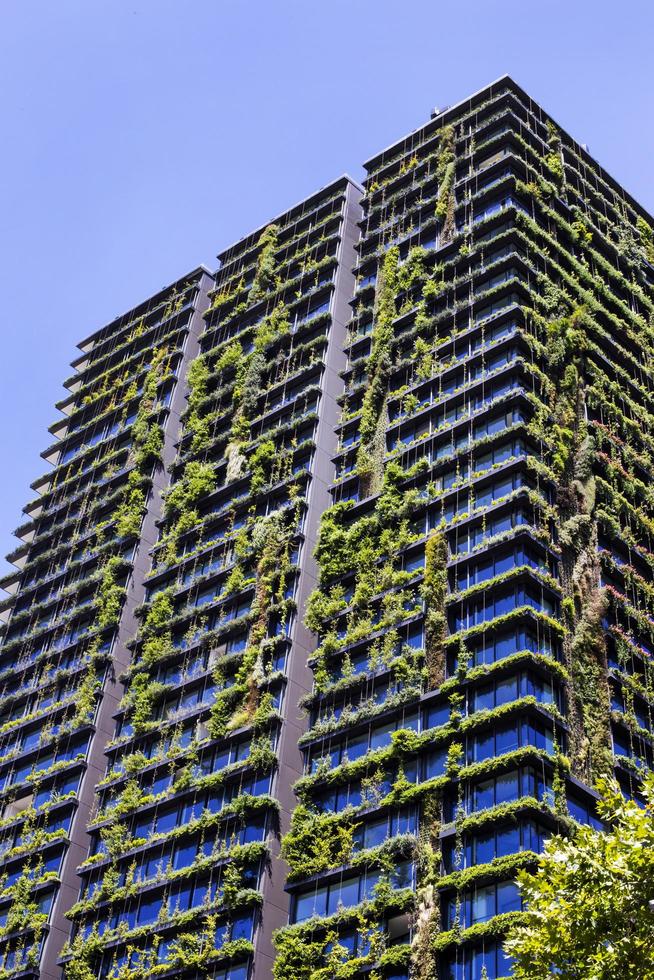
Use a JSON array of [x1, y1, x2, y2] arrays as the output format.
[[571, 218, 592, 245], [506, 775, 654, 978], [241, 303, 290, 419], [412, 334, 434, 379], [113, 348, 167, 538], [187, 353, 210, 405], [216, 339, 243, 373], [544, 121, 564, 187], [132, 348, 167, 464], [142, 587, 174, 635], [220, 300, 290, 481], [637, 216, 654, 266], [123, 671, 167, 734], [305, 582, 347, 633], [95, 555, 125, 630], [140, 588, 174, 666], [63, 929, 105, 980], [312, 500, 363, 582], [250, 223, 280, 300], [422, 267, 445, 301], [209, 510, 291, 738], [397, 246, 426, 293], [357, 245, 399, 495], [273, 904, 405, 980], [281, 806, 358, 881], [161, 460, 216, 562], [421, 531, 448, 688], [250, 439, 277, 494], [272, 929, 332, 980], [164, 461, 216, 518], [185, 354, 212, 452], [545, 151, 564, 184], [435, 124, 456, 240], [114, 471, 146, 538], [567, 586, 613, 780]]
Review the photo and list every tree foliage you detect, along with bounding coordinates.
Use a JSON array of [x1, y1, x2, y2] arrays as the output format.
[[505, 775, 654, 979]]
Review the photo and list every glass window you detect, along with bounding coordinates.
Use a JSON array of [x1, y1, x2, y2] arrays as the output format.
[[182, 797, 203, 823], [474, 683, 494, 712], [173, 842, 196, 870], [474, 777, 495, 810], [405, 551, 425, 572], [497, 825, 520, 857], [370, 724, 393, 750], [424, 701, 449, 729], [392, 860, 413, 890], [495, 770, 519, 804], [473, 884, 495, 922], [496, 675, 518, 704], [496, 722, 519, 755], [231, 912, 254, 942], [363, 818, 387, 850], [474, 831, 494, 865], [156, 808, 177, 834], [328, 877, 359, 914], [137, 897, 160, 925], [497, 879, 521, 914], [474, 730, 494, 761], [424, 748, 447, 780], [133, 815, 151, 838]]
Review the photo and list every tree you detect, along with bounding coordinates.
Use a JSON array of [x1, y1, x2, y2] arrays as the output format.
[[505, 774, 654, 978]]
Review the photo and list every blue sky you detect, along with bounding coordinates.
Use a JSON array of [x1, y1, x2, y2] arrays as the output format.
[[1, 0, 653, 571]]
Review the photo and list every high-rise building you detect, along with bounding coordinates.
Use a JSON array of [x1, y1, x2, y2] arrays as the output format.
[[0, 269, 213, 980], [273, 78, 654, 979], [1, 77, 653, 980], [61, 176, 362, 980]]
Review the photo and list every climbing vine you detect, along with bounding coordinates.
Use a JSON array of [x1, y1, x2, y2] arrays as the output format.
[[357, 246, 399, 496]]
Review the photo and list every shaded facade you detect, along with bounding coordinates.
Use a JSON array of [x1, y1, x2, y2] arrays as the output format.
[[0, 270, 213, 980], [0, 76, 653, 980]]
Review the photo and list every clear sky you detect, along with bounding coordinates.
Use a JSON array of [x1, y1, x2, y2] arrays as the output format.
[[1, 0, 653, 572]]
